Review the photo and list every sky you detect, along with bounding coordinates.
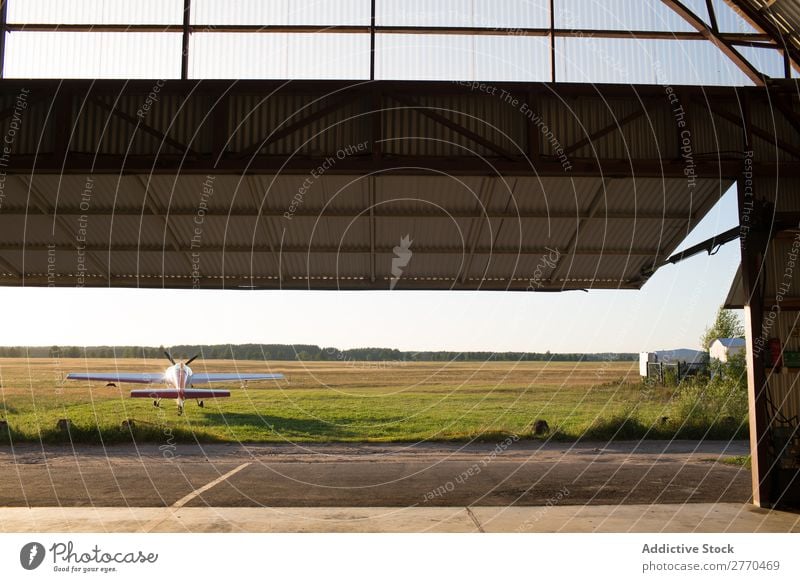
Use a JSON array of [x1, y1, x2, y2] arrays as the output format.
[[0, 0, 749, 352], [0, 187, 740, 352]]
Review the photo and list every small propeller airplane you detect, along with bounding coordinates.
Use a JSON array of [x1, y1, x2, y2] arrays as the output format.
[[66, 351, 284, 415]]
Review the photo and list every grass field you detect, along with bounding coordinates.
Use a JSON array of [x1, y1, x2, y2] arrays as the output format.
[[0, 357, 741, 444]]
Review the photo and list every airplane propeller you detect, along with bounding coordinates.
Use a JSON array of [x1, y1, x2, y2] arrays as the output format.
[[165, 350, 200, 366]]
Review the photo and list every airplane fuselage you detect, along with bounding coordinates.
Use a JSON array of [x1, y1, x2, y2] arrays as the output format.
[[164, 363, 192, 406], [65, 353, 281, 415]]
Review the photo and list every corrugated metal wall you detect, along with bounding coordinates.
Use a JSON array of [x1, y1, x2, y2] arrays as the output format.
[[746, 176, 800, 430]]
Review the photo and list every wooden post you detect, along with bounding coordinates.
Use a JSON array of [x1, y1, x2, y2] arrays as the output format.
[[738, 177, 773, 507], [0, 0, 7, 79]]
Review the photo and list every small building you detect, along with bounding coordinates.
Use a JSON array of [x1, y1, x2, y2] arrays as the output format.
[[709, 338, 746, 362], [639, 348, 707, 380]]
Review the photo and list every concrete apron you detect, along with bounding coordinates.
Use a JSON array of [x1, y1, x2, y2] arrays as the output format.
[[0, 503, 798, 533]]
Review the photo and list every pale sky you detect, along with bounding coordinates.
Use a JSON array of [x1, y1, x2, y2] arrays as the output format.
[[0, 187, 740, 352], [0, 0, 748, 352]]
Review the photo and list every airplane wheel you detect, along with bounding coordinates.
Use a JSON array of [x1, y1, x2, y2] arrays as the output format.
[[153, 400, 160, 408], [177, 407, 183, 416], [198, 400, 204, 408]]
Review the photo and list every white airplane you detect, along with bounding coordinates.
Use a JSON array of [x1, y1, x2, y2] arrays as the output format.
[[66, 351, 284, 415]]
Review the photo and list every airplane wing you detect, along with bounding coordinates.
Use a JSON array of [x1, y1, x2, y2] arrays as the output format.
[[130, 389, 230, 399], [66, 372, 165, 384], [191, 372, 284, 384], [130, 389, 180, 399]]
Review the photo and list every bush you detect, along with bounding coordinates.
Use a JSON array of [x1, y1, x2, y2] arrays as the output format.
[[671, 352, 748, 438], [663, 366, 679, 387]]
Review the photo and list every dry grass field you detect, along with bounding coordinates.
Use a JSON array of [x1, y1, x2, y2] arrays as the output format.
[[0, 357, 692, 444]]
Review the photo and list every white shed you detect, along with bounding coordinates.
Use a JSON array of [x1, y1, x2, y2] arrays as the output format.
[[709, 338, 746, 362], [639, 348, 707, 377]]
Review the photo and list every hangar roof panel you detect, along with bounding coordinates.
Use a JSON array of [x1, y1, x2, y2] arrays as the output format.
[[0, 79, 787, 290], [0, 171, 733, 291]]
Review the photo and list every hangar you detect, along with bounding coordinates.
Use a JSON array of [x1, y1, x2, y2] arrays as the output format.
[[0, 0, 799, 509]]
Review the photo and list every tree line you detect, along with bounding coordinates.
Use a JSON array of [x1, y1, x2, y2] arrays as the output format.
[[0, 344, 636, 362]]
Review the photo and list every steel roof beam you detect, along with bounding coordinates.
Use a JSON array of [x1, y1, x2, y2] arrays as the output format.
[[244, 177, 281, 274], [7, 242, 663, 257], [698, 97, 800, 159], [89, 96, 197, 156], [0, 255, 21, 277], [368, 175, 376, 283], [549, 179, 609, 284], [722, 0, 800, 72], [7, 155, 771, 177], [135, 175, 195, 271], [2, 23, 775, 43], [460, 177, 494, 283], [563, 107, 650, 156], [388, 93, 517, 159], [0, 273, 640, 291], [238, 89, 363, 158], [1, 207, 702, 221], [15, 175, 109, 278], [661, 0, 767, 85]]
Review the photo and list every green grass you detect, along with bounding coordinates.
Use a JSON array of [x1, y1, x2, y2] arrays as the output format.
[[719, 455, 752, 468], [0, 358, 748, 444]]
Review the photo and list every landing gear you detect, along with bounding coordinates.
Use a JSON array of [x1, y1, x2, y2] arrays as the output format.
[[152, 399, 161, 408], [198, 400, 204, 408], [177, 403, 184, 416]]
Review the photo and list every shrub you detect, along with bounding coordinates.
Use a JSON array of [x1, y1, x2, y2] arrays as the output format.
[[671, 352, 748, 439]]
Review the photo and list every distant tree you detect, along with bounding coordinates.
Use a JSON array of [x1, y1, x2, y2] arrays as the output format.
[[701, 305, 745, 349]]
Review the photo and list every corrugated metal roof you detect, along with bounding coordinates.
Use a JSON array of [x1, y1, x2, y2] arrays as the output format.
[[0, 170, 731, 290], [729, 0, 800, 65], [0, 79, 781, 290]]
